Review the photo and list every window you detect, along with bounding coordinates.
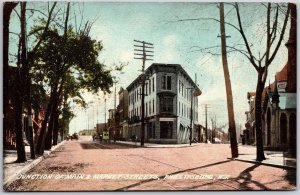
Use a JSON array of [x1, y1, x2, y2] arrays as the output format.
[[187, 89, 189, 100], [139, 88, 141, 100], [162, 75, 171, 90], [146, 103, 148, 117], [179, 102, 181, 116], [149, 101, 151, 115], [152, 99, 155, 114], [129, 94, 131, 105], [145, 83, 148, 95], [149, 80, 151, 94], [152, 77, 155, 92], [160, 96, 173, 113]]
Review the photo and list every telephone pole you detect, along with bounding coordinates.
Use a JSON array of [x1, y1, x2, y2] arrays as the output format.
[[205, 104, 208, 143], [219, 2, 238, 158], [113, 77, 117, 143], [187, 88, 194, 146], [134, 40, 154, 146], [104, 98, 107, 129]]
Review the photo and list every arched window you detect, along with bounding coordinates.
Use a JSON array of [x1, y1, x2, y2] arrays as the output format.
[[280, 113, 287, 146], [267, 108, 271, 146]]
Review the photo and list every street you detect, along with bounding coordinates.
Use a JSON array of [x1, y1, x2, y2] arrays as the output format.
[[5, 136, 296, 191]]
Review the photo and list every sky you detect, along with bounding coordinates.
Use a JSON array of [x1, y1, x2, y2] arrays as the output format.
[[5, 1, 292, 134]]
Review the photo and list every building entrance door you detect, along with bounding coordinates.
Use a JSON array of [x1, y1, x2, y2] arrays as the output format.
[[160, 121, 173, 139]]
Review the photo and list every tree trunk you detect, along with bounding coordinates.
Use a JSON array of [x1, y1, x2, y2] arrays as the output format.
[[14, 38, 26, 162], [20, 2, 36, 159], [52, 109, 60, 145], [255, 70, 266, 161], [3, 2, 18, 148], [219, 2, 238, 158], [44, 104, 55, 150], [36, 83, 58, 155], [14, 79, 26, 162]]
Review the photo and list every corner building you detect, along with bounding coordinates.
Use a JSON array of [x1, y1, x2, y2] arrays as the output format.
[[126, 63, 201, 144]]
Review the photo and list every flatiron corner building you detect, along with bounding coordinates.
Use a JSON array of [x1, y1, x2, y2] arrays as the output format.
[[125, 63, 201, 144]]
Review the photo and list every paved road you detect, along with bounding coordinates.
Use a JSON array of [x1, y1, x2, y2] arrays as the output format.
[[5, 136, 296, 191]]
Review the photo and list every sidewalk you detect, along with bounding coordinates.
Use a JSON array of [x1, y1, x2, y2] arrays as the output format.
[[231, 145, 296, 169], [3, 141, 65, 188]]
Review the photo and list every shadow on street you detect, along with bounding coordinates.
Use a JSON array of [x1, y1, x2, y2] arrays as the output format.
[[116, 159, 232, 191]]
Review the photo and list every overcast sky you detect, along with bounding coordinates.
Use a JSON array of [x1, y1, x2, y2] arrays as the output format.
[[6, 1, 292, 134]]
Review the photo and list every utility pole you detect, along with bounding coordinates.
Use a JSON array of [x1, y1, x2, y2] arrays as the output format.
[[219, 2, 238, 158], [134, 40, 154, 146], [189, 89, 193, 146], [113, 78, 117, 143], [96, 102, 98, 134], [104, 98, 107, 129], [205, 104, 208, 143], [211, 118, 214, 143]]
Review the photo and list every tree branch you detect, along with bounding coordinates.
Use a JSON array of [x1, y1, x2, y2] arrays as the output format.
[[26, 8, 48, 17], [235, 3, 259, 71], [31, 2, 57, 55], [267, 3, 290, 66], [264, 3, 271, 67], [270, 4, 278, 46], [169, 17, 240, 32]]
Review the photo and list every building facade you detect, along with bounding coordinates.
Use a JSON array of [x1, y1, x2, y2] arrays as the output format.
[[126, 63, 201, 144], [117, 87, 129, 140]]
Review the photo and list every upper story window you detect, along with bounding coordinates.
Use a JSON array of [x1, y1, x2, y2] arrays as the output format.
[[152, 99, 155, 114], [160, 96, 173, 113], [145, 103, 148, 117], [139, 88, 141, 100], [149, 80, 151, 94], [152, 77, 155, 92], [145, 83, 148, 95], [162, 75, 171, 90]]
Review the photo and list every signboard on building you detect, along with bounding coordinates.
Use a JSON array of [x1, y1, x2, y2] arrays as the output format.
[[103, 131, 109, 140], [277, 81, 287, 92]]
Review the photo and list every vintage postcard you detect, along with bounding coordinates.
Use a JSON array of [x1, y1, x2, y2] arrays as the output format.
[[2, 0, 297, 191]]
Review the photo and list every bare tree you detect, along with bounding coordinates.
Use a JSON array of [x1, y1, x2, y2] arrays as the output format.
[[235, 3, 290, 161], [169, 3, 291, 161]]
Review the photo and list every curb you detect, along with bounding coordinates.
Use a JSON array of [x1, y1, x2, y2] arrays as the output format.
[[227, 157, 296, 170], [3, 141, 66, 188]]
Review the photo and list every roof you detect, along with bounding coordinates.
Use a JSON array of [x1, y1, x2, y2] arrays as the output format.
[[126, 63, 200, 92], [276, 63, 288, 81]]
